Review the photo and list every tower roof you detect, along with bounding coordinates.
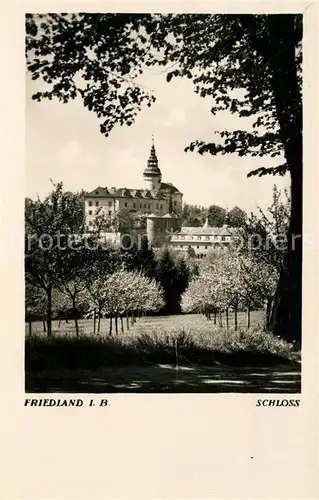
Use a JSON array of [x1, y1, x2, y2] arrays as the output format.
[[143, 136, 161, 178]]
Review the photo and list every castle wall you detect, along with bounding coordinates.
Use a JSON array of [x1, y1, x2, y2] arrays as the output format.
[[85, 196, 169, 228], [117, 196, 167, 214], [85, 196, 118, 228]]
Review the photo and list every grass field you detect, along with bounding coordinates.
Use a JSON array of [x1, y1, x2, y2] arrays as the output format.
[[25, 311, 301, 393], [26, 311, 264, 338]]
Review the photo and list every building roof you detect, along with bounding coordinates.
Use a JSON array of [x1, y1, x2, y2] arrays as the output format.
[[160, 182, 182, 194], [85, 186, 169, 201], [143, 138, 162, 178], [177, 226, 235, 236]]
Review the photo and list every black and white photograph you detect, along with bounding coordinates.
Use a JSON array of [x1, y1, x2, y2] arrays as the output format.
[[25, 12, 303, 394]]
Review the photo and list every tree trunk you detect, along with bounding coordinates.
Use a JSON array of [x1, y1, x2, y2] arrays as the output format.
[[74, 317, 79, 337], [214, 311, 217, 325], [247, 306, 251, 330], [234, 305, 238, 331], [42, 317, 47, 332], [268, 18, 302, 345], [72, 299, 79, 337], [131, 311, 135, 325], [46, 287, 52, 337], [58, 318, 61, 328], [219, 310, 223, 327], [266, 298, 272, 329], [226, 309, 229, 329], [93, 309, 96, 335], [270, 167, 302, 344], [240, 15, 302, 345], [109, 316, 112, 336], [97, 313, 101, 334], [28, 320, 32, 337], [115, 316, 118, 335], [120, 316, 124, 334], [126, 313, 130, 330]]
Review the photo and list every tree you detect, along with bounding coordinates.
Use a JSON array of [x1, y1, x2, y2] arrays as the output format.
[[26, 14, 302, 342], [83, 253, 121, 334], [155, 248, 189, 314], [54, 275, 88, 337], [150, 14, 302, 343], [238, 184, 290, 271], [100, 269, 164, 335], [207, 205, 226, 227], [25, 183, 85, 336], [25, 282, 47, 335], [128, 236, 157, 279], [25, 183, 128, 336], [51, 287, 74, 326], [182, 250, 278, 330], [228, 206, 247, 227]]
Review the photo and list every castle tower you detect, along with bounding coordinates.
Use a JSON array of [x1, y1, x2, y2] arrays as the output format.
[[223, 207, 230, 228], [143, 136, 162, 191]]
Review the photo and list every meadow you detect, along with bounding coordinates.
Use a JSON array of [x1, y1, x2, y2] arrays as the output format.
[[26, 311, 263, 338], [25, 311, 301, 393]]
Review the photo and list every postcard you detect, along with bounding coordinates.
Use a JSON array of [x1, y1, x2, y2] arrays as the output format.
[[1, 1, 318, 498]]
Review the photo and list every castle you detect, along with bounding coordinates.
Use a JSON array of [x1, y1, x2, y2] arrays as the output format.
[[84, 138, 183, 231], [84, 139, 235, 253]]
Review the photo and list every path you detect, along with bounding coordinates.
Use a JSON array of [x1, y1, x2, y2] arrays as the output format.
[[26, 363, 301, 393]]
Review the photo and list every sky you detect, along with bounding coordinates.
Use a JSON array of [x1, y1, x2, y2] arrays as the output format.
[[26, 66, 290, 214]]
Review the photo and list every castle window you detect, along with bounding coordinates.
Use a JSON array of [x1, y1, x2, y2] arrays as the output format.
[[198, 236, 201, 240], [148, 204, 150, 209], [140, 204, 142, 208], [174, 201, 177, 205], [88, 201, 92, 207], [124, 203, 127, 207], [133, 203, 136, 208], [197, 246, 199, 249], [221, 236, 226, 241], [89, 210, 92, 215], [205, 246, 208, 249], [95, 201, 99, 207], [160, 204, 163, 209], [205, 236, 210, 240], [108, 211, 112, 216], [95, 191, 99, 195], [108, 201, 112, 207], [180, 245, 183, 248]]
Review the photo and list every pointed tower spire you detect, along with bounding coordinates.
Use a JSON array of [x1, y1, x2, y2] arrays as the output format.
[[143, 136, 162, 190], [224, 206, 230, 227], [203, 216, 210, 228]]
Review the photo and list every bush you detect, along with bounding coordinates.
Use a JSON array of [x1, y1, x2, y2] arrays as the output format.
[[25, 323, 300, 371]]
